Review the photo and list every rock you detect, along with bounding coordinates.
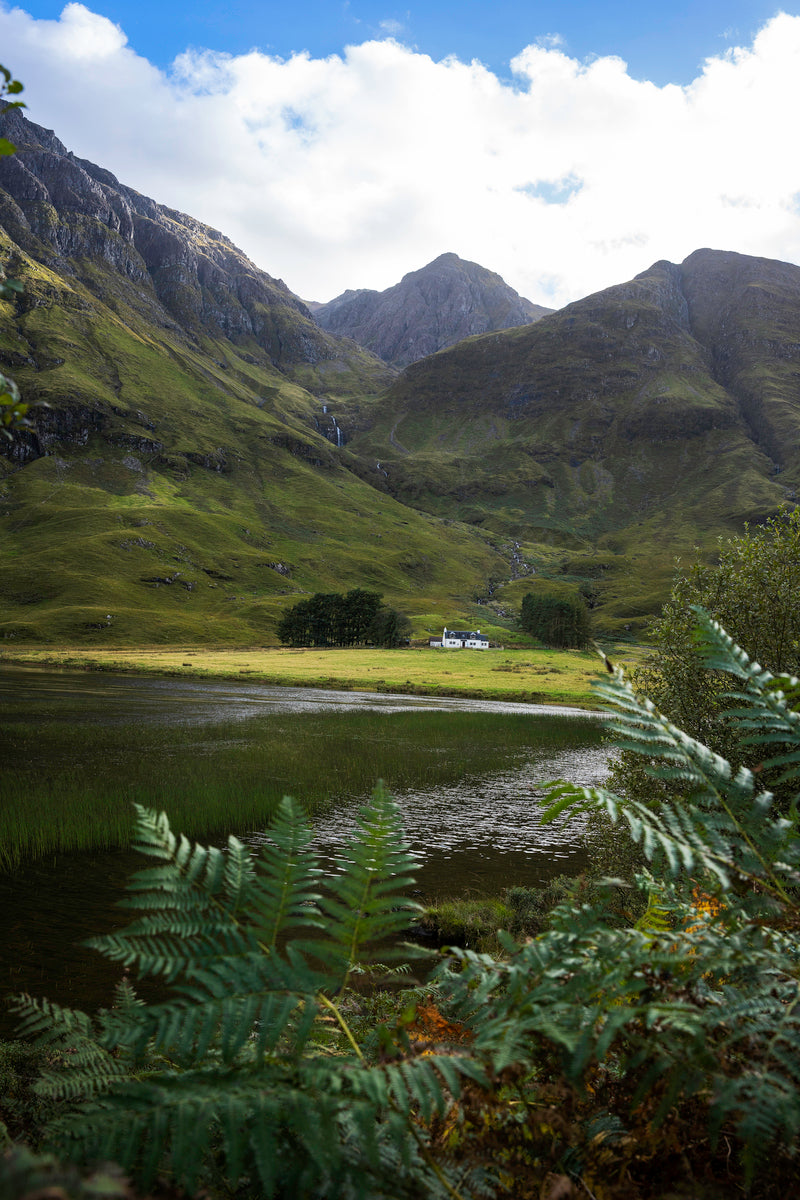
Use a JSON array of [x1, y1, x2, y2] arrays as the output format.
[[312, 252, 553, 366]]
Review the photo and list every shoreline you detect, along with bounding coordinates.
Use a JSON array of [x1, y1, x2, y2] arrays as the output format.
[[0, 644, 627, 709]]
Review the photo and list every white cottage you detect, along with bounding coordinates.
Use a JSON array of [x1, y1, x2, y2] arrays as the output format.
[[439, 627, 490, 650]]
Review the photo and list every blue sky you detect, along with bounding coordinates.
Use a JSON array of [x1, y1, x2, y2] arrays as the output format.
[[11, 0, 784, 84], [2, 3, 800, 304]]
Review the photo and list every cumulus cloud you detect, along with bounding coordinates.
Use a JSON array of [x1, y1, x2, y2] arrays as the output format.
[[2, 3, 800, 307]]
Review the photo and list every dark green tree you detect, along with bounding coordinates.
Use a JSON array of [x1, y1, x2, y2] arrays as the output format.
[[520, 590, 591, 649], [640, 508, 800, 704], [367, 605, 412, 647], [612, 507, 800, 807], [276, 589, 384, 647]]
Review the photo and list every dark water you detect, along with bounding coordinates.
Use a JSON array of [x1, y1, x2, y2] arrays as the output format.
[[0, 667, 608, 1029]]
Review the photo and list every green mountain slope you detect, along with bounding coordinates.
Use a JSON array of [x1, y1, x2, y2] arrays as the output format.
[[344, 251, 799, 633], [0, 113, 507, 643], [3, 111, 800, 644]]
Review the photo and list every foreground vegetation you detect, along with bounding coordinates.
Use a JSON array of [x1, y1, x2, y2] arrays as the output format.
[[3, 612, 799, 1198], [0, 643, 641, 706]]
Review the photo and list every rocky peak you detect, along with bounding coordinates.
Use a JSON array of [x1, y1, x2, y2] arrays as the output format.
[[312, 252, 553, 366]]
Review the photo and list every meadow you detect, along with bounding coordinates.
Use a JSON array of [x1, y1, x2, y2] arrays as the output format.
[[0, 643, 645, 706]]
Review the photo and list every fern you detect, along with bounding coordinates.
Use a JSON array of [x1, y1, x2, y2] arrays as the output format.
[[436, 612, 800, 1185], [10, 614, 800, 1194], [12, 787, 485, 1198]]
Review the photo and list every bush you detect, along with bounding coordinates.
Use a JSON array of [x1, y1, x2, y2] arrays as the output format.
[[611, 506, 800, 810]]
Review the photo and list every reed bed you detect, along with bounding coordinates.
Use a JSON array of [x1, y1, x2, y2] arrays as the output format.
[[1, 709, 604, 869]]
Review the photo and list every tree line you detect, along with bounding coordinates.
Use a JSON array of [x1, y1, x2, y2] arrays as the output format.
[[276, 588, 411, 647]]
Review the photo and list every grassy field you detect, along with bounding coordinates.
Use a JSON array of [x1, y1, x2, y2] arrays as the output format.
[[0, 643, 647, 706]]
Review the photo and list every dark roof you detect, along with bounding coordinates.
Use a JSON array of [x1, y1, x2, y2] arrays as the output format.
[[444, 630, 488, 640]]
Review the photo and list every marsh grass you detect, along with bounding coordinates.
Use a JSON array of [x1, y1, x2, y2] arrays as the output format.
[[0, 708, 604, 869]]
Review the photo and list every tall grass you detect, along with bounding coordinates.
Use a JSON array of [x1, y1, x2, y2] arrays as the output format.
[[1, 709, 604, 869]]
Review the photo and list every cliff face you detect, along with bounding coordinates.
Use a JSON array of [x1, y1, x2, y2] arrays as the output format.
[[0, 110, 394, 382], [312, 252, 551, 366]]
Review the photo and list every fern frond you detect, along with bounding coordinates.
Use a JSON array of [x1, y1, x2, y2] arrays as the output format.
[[542, 649, 800, 901], [317, 783, 424, 989], [250, 795, 324, 946]]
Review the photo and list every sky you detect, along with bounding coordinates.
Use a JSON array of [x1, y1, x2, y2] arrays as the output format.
[[1, 1, 799, 307]]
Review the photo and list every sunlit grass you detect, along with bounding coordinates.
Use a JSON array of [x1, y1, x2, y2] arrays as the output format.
[[0, 644, 648, 706]]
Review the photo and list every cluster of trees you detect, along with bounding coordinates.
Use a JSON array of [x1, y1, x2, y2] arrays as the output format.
[[519, 588, 591, 648], [276, 588, 411, 647]]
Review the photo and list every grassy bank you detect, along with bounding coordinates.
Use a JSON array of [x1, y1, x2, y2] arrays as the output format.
[[0, 643, 646, 706]]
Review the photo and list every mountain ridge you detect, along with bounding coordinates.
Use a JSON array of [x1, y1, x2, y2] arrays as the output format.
[[0, 110, 396, 392], [341, 246, 800, 631], [2, 110, 800, 642], [0, 110, 509, 644]]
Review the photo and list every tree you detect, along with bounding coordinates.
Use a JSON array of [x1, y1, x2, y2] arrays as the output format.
[[276, 589, 384, 647], [635, 508, 800, 743], [610, 506, 800, 808], [520, 589, 590, 649], [367, 605, 412, 647]]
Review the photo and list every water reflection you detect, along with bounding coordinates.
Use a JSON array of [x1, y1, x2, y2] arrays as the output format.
[[0, 668, 608, 1027], [0, 663, 596, 725], [247, 743, 608, 896]]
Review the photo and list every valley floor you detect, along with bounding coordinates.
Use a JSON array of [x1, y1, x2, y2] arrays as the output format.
[[0, 644, 647, 707]]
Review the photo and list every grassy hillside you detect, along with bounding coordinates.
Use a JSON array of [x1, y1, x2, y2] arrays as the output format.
[[344, 253, 798, 634], [3, 111, 800, 643], [0, 222, 506, 643]]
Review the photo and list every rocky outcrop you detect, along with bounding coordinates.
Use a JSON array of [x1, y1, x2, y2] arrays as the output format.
[[312, 252, 552, 366], [0, 110, 392, 380]]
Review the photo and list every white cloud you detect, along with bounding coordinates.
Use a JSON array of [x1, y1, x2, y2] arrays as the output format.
[[2, 4, 800, 308], [378, 19, 405, 37]]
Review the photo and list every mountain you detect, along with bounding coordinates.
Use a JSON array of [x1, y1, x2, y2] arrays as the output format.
[[343, 249, 800, 634], [3, 111, 800, 645], [0, 111, 508, 644], [311, 253, 551, 367]]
